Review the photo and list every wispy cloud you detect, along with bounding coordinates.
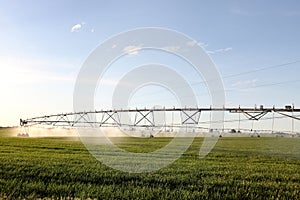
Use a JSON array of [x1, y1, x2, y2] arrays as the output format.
[[207, 47, 233, 55], [186, 40, 197, 47], [186, 40, 208, 48], [123, 45, 143, 55], [231, 79, 258, 87], [197, 42, 208, 48], [71, 23, 82, 32], [186, 40, 225, 54]]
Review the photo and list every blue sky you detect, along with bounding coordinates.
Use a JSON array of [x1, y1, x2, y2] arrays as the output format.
[[0, 0, 300, 131]]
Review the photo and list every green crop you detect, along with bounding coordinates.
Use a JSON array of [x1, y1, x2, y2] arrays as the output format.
[[0, 130, 299, 199]]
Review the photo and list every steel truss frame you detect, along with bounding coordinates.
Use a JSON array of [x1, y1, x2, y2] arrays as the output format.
[[20, 107, 300, 128]]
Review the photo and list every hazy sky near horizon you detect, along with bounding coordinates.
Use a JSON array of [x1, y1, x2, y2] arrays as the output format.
[[0, 0, 300, 131]]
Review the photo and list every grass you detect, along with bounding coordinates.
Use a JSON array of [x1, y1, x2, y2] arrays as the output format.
[[0, 130, 299, 199]]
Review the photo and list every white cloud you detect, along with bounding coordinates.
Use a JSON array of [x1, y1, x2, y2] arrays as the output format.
[[198, 42, 208, 47], [231, 79, 258, 87], [207, 47, 233, 55], [223, 47, 233, 51], [90, 28, 95, 33], [71, 24, 82, 32], [206, 50, 215, 55], [186, 40, 197, 47], [186, 40, 208, 48], [123, 45, 143, 55]]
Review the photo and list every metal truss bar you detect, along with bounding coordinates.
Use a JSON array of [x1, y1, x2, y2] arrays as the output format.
[[181, 110, 201, 124], [242, 111, 269, 120], [53, 115, 71, 126], [20, 107, 300, 127], [134, 111, 154, 126], [24, 107, 300, 121], [275, 111, 300, 121], [101, 112, 120, 126], [73, 113, 91, 125]]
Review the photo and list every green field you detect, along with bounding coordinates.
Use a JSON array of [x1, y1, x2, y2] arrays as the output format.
[[0, 129, 299, 199]]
